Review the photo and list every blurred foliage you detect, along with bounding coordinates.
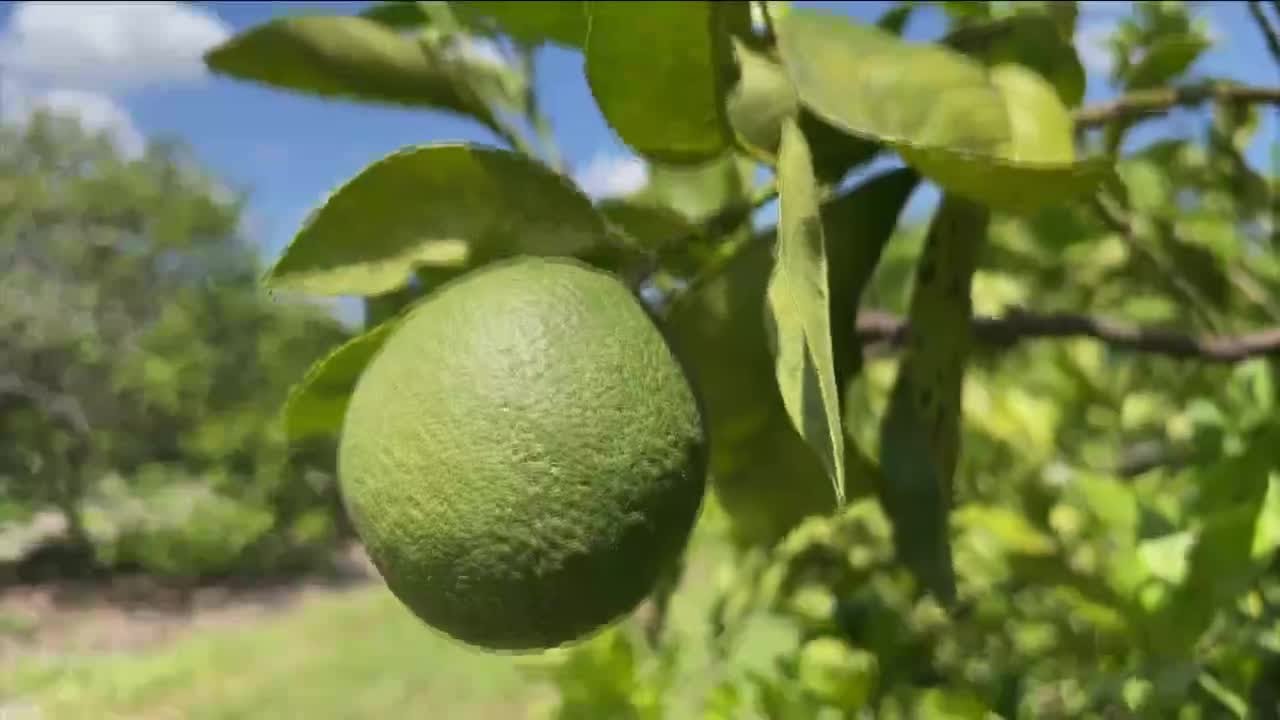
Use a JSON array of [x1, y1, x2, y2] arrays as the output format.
[[0, 113, 351, 579], [79, 0, 1280, 715]]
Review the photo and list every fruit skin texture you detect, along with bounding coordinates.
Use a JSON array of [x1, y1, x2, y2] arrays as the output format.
[[339, 256, 708, 652]]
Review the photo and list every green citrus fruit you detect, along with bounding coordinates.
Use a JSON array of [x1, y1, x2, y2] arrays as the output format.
[[339, 256, 708, 651]]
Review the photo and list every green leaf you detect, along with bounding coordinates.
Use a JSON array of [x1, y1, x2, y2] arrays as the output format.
[[1251, 474, 1280, 560], [661, 170, 903, 544], [797, 638, 878, 710], [765, 119, 848, 506], [452, 0, 588, 48], [821, 167, 919, 387], [203, 16, 493, 126], [953, 504, 1056, 556], [876, 3, 916, 35], [898, 61, 1108, 214], [943, 12, 1086, 107], [726, 39, 880, 182], [595, 199, 701, 275], [1154, 444, 1273, 655], [726, 38, 798, 162], [1124, 33, 1209, 90], [591, 198, 696, 263], [283, 319, 401, 441], [877, 195, 989, 605], [914, 688, 991, 719], [1157, 505, 1265, 654], [266, 144, 613, 296], [633, 153, 755, 224], [940, 1, 992, 24], [597, 200, 698, 253], [1137, 530, 1195, 585], [776, 8, 1112, 214], [360, 1, 431, 29], [585, 1, 749, 164], [777, 9, 1006, 156], [1073, 474, 1139, 545], [665, 241, 840, 547]]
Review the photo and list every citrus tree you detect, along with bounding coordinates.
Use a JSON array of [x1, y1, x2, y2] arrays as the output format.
[[205, 1, 1280, 716], [0, 113, 350, 578]]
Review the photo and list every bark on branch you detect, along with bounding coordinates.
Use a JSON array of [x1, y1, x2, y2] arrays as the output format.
[[1073, 82, 1280, 129], [857, 309, 1280, 363]]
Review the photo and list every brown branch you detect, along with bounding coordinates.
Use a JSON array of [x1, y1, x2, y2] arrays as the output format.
[[857, 309, 1280, 363], [1073, 82, 1280, 129]]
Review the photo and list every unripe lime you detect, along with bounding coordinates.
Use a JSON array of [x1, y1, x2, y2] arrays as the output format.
[[339, 256, 708, 651]]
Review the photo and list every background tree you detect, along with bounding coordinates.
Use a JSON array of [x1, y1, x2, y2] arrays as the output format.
[[0, 112, 351, 580], [197, 0, 1280, 716]]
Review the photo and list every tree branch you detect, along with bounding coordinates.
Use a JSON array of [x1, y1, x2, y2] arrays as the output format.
[[1073, 82, 1280, 129], [1247, 1, 1280, 68], [857, 309, 1280, 363]]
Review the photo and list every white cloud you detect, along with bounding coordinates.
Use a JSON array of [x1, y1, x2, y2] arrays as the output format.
[[1, 77, 144, 158], [0, 2, 232, 159], [573, 153, 649, 199], [34, 89, 144, 157], [0, 2, 232, 92]]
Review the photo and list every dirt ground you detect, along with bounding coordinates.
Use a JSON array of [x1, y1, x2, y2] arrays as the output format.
[[0, 544, 377, 666]]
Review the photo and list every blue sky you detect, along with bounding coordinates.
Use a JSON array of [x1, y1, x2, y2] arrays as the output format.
[[0, 1, 1275, 326]]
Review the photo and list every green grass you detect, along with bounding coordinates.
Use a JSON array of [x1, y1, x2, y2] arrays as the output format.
[[3, 506, 748, 720], [4, 587, 550, 720]]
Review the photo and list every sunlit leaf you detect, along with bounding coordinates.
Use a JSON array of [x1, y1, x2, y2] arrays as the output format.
[[776, 8, 1112, 214], [266, 144, 616, 296], [663, 169, 903, 545], [632, 153, 755, 224], [765, 119, 848, 505], [797, 637, 878, 710], [954, 504, 1056, 556], [204, 16, 494, 127], [915, 687, 991, 719], [1155, 440, 1274, 655], [283, 319, 401, 441], [944, 11, 1086, 107], [726, 39, 880, 181], [585, 1, 749, 164]]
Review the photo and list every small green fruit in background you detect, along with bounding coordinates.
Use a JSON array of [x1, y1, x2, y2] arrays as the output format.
[[339, 256, 708, 651]]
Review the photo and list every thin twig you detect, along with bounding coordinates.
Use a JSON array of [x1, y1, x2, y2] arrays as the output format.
[[856, 309, 1280, 363], [1073, 83, 1280, 129], [1247, 1, 1280, 69]]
